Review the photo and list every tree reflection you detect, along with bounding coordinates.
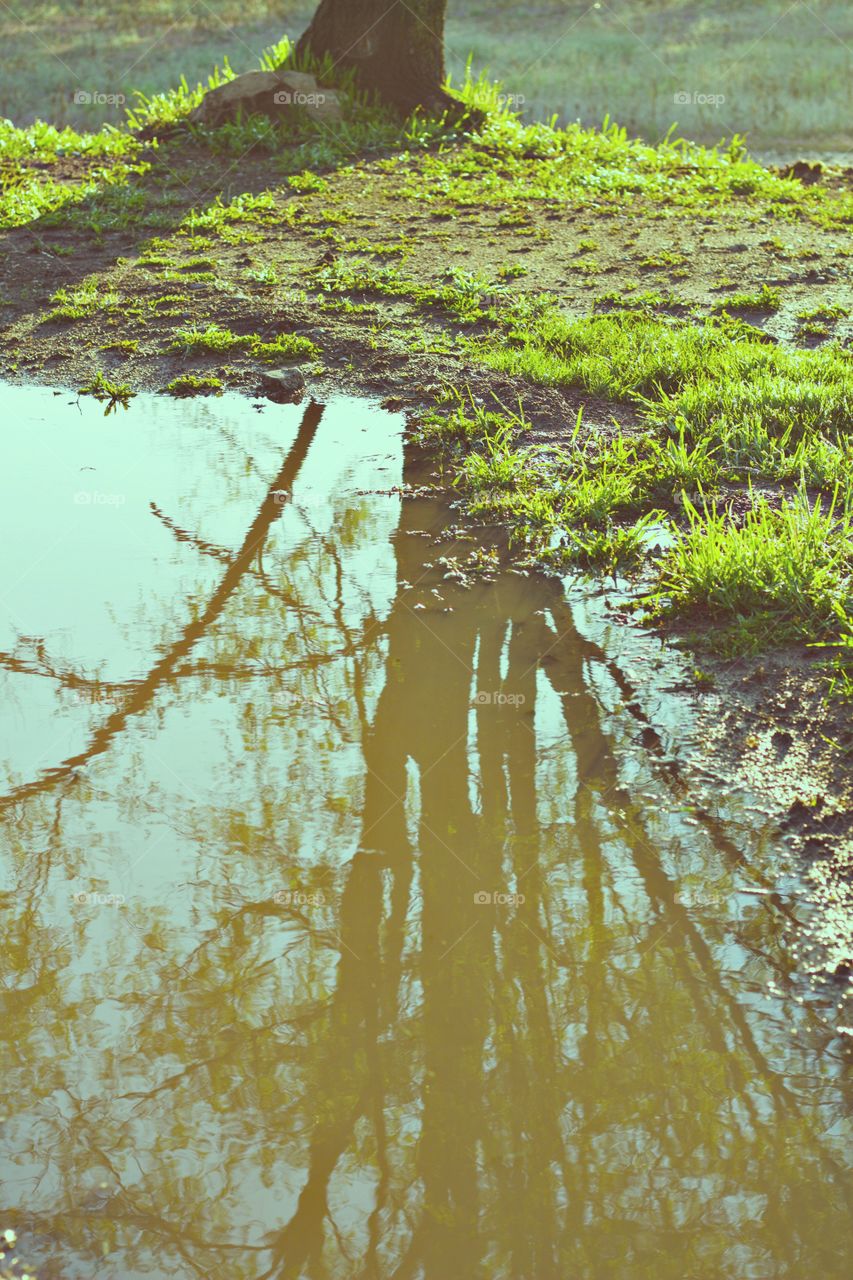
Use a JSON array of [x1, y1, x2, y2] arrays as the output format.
[[0, 405, 851, 1280]]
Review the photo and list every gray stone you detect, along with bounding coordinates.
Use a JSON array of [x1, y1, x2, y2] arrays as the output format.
[[188, 70, 343, 128], [259, 368, 306, 403]]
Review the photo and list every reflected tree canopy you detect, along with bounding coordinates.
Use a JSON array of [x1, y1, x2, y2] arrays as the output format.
[[0, 394, 851, 1280]]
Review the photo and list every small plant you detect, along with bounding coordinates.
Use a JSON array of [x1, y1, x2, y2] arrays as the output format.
[[174, 257, 218, 272], [557, 512, 666, 571], [644, 487, 853, 652], [817, 604, 853, 702], [288, 171, 328, 194], [170, 323, 317, 362], [797, 304, 848, 322], [246, 264, 280, 286], [639, 250, 687, 269], [714, 283, 781, 312], [78, 371, 134, 412], [166, 374, 224, 397], [99, 339, 138, 355], [496, 263, 528, 280], [47, 280, 118, 322]]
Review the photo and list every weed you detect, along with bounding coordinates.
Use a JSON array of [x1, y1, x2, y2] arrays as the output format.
[[170, 323, 316, 361], [644, 488, 853, 652], [78, 371, 134, 411], [289, 171, 329, 194], [166, 373, 223, 396], [713, 283, 781, 312], [640, 250, 687, 269], [246, 264, 280, 286], [99, 339, 139, 354], [47, 280, 119, 322], [797, 304, 849, 322]]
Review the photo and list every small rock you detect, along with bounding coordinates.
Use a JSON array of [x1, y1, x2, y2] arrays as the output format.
[[188, 70, 343, 128], [259, 368, 305, 403]]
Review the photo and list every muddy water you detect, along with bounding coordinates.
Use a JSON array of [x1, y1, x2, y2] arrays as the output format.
[[0, 387, 851, 1280]]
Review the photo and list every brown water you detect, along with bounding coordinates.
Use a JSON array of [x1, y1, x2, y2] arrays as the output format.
[[0, 387, 850, 1280]]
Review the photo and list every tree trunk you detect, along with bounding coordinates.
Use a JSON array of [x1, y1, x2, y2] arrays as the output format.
[[295, 0, 463, 117]]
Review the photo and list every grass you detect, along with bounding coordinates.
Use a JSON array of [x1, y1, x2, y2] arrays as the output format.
[[47, 280, 119, 322], [166, 373, 224, 396], [797, 304, 850, 322], [391, 265, 853, 685], [324, 264, 851, 473], [317, 257, 851, 597], [2, 33, 849, 239], [0, 160, 148, 232], [424, 389, 853, 687], [645, 489, 853, 653], [384, 115, 851, 229], [3, 2, 850, 153], [0, 117, 137, 161], [0, 24, 849, 690], [100, 338, 139, 354], [78, 371, 134, 410], [170, 323, 316, 361], [713, 283, 782, 312]]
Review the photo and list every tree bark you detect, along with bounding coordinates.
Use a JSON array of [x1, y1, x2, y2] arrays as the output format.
[[295, 0, 464, 117]]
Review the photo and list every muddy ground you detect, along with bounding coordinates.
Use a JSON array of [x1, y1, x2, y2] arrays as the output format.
[[1, 138, 851, 1033]]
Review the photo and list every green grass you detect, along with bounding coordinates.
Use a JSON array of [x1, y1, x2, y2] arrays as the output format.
[[0, 116, 147, 232], [640, 250, 688, 270], [797, 304, 850, 322], [166, 373, 224, 396], [47, 280, 120, 322], [78, 371, 134, 409], [317, 259, 852, 485], [0, 118, 137, 161], [0, 36, 446, 234], [99, 338, 139, 354], [343, 269, 850, 468], [388, 264, 853, 684], [424, 390, 853, 684], [713, 284, 782, 312], [170, 323, 316, 361], [0, 22, 849, 688], [0, 160, 148, 233], [1, 30, 848, 241], [3, 2, 850, 153], [385, 114, 851, 229], [470, 309, 850, 463], [644, 489, 853, 653]]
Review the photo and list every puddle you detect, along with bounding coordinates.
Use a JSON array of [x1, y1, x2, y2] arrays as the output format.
[[0, 385, 851, 1279]]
